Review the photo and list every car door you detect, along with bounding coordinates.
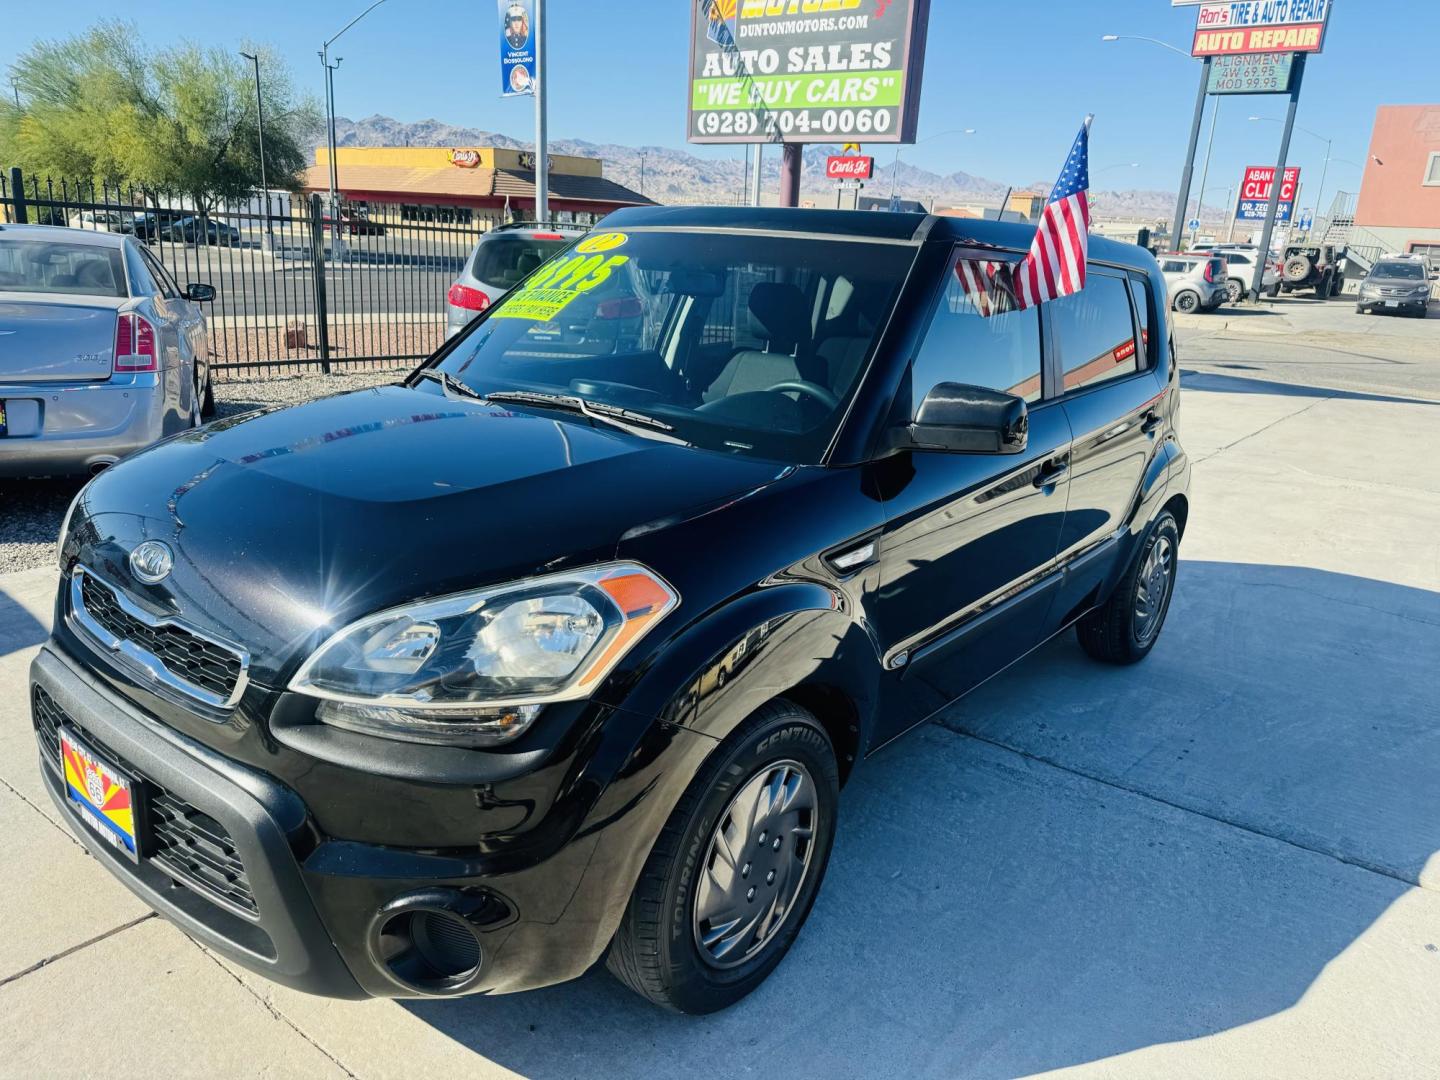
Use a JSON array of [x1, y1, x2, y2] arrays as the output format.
[[139, 245, 208, 396], [1047, 267, 1165, 619], [872, 249, 1072, 738]]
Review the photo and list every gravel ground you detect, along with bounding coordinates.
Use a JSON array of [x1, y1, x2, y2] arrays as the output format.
[[0, 369, 405, 576]]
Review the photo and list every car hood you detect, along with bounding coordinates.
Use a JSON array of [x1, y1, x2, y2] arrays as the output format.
[[70, 384, 787, 686]]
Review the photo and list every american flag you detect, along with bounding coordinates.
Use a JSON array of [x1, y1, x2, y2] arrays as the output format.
[[1013, 117, 1092, 311], [954, 259, 1008, 318]]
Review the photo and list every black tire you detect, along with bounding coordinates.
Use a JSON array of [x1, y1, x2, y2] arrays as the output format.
[[1173, 290, 1200, 314], [1077, 512, 1180, 665], [607, 699, 839, 1014], [201, 369, 217, 418]]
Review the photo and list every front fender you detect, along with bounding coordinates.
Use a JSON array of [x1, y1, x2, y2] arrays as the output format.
[[615, 581, 883, 757]]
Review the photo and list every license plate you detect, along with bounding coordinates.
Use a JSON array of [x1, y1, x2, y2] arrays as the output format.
[[1385, 301, 1399, 308], [60, 727, 142, 862]]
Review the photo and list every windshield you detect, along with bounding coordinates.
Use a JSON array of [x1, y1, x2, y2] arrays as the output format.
[[1371, 262, 1425, 280], [473, 234, 573, 290], [435, 228, 916, 464], [0, 239, 127, 297]]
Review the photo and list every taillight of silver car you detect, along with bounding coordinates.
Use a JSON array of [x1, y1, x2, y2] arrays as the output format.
[[114, 313, 157, 373], [447, 283, 491, 312]]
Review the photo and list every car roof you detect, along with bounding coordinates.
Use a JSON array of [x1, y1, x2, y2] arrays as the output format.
[[598, 205, 1156, 269], [0, 222, 128, 248]]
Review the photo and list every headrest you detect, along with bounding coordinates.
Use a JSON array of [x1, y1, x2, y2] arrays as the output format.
[[747, 282, 811, 352]]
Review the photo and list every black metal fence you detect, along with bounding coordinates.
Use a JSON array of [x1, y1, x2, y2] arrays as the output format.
[[1, 167, 505, 379]]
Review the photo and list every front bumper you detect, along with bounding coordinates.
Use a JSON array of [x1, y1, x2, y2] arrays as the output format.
[[1356, 296, 1428, 315], [0, 373, 170, 477], [30, 640, 714, 999]]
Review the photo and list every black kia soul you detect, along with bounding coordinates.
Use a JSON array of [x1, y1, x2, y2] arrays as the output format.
[[35, 206, 1190, 1014]]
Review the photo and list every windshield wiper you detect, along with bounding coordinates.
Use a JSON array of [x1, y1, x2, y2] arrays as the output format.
[[482, 390, 684, 442], [416, 368, 486, 402]]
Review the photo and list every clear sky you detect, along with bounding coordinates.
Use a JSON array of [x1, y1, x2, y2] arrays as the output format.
[[5, 0, 1437, 211]]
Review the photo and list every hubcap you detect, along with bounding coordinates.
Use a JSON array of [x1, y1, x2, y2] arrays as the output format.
[[1133, 535, 1175, 645], [693, 760, 817, 969]]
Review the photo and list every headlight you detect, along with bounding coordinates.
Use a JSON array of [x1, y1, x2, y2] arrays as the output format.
[[290, 563, 678, 746]]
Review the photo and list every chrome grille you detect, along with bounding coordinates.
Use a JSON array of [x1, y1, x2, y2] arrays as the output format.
[[31, 685, 258, 915], [70, 568, 248, 709]]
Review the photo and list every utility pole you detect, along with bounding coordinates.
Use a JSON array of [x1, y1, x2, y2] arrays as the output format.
[[320, 1, 390, 256], [638, 151, 647, 198], [534, 0, 549, 221], [1170, 56, 1213, 251], [779, 143, 801, 207], [239, 52, 272, 250], [1250, 54, 1306, 299], [1193, 96, 1221, 240], [750, 142, 764, 207]]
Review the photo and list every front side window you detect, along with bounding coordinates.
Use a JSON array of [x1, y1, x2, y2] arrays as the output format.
[[1050, 272, 1139, 392], [438, 229, 916, 464], [906, 254, 1043, 414], [0, 239, 126, 297]]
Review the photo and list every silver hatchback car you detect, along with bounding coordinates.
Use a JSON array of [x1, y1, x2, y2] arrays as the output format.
[[0, 224, 215, 477], [445, 223, 587, 339]]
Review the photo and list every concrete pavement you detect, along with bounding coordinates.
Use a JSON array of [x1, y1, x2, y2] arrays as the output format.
[[1, 311, 1438, 1078]]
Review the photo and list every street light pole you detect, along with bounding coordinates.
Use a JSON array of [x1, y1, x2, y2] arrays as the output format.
[[889, 128, 977, 208], [320, 0, 391, 244], [1193, 96, 1221, 242], [1250, 115, 1333, 236], [1103, 35, 1210, 251], [239, 52, 271, 248], [534, 0, 549, 221]]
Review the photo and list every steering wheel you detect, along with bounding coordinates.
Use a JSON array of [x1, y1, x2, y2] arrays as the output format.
[[763, 380, 839, 410]]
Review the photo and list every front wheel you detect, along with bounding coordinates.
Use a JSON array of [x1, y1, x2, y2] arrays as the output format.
[[607, 699, 839, 1014], [1077, 512, 1180, 665]]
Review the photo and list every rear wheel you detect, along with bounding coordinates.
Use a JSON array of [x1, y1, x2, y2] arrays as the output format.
[[1077, 512, 1180, 665], [607, 699, 839, 1014], [1173, 290, 1200, 314], [1226, 278, 1245, 304]]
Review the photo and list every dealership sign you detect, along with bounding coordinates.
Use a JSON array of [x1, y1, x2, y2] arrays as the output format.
[[826, 154, 874, 180], [1207, 52, 1294, 94], [687, 0, 931, 144], [1192, 0, 1330, 57], [1236, 165, 1301, 221]]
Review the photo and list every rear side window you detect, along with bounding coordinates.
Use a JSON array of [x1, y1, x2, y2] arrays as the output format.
[[472, 234, 570, 289], [906, 254, 1043, 412], [0, 239, 127, 297], [1161, 259, 1190, 274], [1050, 272, 1139, 393]]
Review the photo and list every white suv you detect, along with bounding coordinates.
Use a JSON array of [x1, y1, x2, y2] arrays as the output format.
[[1205, 245, 1281, 302]]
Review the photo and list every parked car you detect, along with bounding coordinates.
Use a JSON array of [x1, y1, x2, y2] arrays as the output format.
[[0, 224, 215, 477], [321, 209, 387, 236], [1280, 243, 1344, 297], [1355, 258, 1433, 318], [164, 215, 241, 247], [1202, 245, 1281, 302], [445, 222, 586, 338], [37, 207, 1189, 1015], [1159, 253, 1227, 313], [67, 210, 133, 234]]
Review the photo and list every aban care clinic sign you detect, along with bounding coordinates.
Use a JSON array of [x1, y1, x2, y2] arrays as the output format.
[[688, 0, 930, 144], [1191, 0, 1330, 57]]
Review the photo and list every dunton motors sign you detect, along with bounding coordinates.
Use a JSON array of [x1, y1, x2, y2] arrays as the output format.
[[1191, 0, 1330, 57]]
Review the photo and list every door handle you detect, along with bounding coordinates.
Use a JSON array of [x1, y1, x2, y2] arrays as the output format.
[[1032, 458, 1069, 490], [1141, 411, 1163, 436]]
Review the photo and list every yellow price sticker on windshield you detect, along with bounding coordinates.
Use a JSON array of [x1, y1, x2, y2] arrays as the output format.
[[575, 231, 627, 253], [492, 251, 631, 322]]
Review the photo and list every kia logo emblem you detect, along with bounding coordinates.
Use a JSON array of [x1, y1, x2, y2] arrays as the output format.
[[129, 541, 174, 585]]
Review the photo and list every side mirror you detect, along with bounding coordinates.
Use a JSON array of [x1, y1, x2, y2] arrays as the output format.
[[889, 382, 1029, 455], [185, 283, 216, 302]]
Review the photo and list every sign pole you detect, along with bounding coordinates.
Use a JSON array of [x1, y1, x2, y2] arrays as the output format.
[[534, 0, 549, 221], [779, 143, 801, 208], [1170, 56, 1212, 252], [750, 142, 763, 207], [1249, 53, 1305, 300]]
